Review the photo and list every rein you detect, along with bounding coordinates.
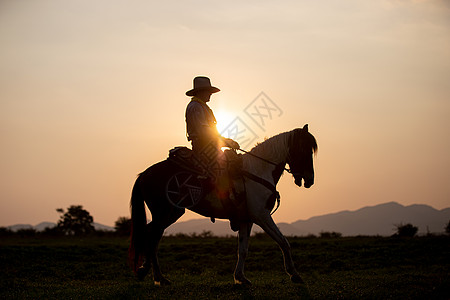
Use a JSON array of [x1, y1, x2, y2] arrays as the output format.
[[238, 148, 292, 174], [237, 148, 286, 215]]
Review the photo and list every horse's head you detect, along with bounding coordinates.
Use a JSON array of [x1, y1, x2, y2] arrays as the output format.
[[287, 125, 318, 188]]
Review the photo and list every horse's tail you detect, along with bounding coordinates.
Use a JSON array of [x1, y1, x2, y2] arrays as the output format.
[[128, 175, 147, 274]]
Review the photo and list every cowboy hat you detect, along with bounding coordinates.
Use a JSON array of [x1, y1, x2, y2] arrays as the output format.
[[186, 76, 220, 96]]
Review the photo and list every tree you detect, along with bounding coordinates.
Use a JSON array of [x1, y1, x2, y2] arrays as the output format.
[[16, 228, 37, 237], [114, 216, 131, 236], [56, 205, 95, 236], [0, 227, 13, 237], [394, 223, 418, 237]]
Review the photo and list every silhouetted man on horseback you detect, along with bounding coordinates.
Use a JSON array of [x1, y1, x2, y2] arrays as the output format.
[[129, 79, 318, 282], [185, 76, 243, 228]]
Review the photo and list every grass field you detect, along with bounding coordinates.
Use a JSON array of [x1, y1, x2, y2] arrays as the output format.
[[0, 234, 448, 299]]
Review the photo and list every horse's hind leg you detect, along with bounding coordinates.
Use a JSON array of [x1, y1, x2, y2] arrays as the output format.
[[136, 222, 163, 281], [143, 221, 168, 285], [255, 214, 304, 284], [234, 222, 253, 285], [144, 207, 184, 286]]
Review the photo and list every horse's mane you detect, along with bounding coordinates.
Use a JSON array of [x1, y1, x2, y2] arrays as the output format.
[[250, 128, 318, 160], [249, 131, 291, 161]]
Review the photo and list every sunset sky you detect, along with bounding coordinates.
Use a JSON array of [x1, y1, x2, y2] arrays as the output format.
[[1, 0, 449, 227]]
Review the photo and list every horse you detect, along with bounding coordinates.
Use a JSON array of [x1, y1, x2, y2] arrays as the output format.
[[129, 124, 318, 285]]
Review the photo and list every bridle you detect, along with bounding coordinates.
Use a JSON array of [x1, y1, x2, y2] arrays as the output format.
[[236, 147, 304, 215], [237, 146, 306, 178]]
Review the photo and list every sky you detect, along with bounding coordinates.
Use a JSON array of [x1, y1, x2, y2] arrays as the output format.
[[1, 0, 449, 227]]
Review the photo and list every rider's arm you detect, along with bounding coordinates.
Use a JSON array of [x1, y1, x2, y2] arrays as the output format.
[[186, 101, 239, 149]]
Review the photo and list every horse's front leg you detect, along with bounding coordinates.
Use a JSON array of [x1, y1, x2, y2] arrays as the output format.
[[255, 214, 304, 284], [234, 222, 253, 285]]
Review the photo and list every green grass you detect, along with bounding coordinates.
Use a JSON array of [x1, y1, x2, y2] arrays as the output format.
[[1, 235, 448, 299]]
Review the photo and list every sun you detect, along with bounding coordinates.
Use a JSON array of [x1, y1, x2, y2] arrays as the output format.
[[215, 110, 237, 137]]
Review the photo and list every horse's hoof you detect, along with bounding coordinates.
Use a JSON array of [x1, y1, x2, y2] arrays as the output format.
[[136, 266, 149, 281], [290, 274, 304, 284], [234, 277, 252, 285], [154, 277, 171, 286]]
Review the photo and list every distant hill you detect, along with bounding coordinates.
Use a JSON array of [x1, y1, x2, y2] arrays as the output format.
[[164, 202, 450, 237], [35, 222, 57, 231], [290, 202, 449, 236], [7, 224, 34, 232], [165, 219, 235, 236], [93, 223, 114, 231], [7, 222, 114, 232], [6, 202, 449, 236]]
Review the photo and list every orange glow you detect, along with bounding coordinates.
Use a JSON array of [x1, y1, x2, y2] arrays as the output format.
[[215, 110, 237, 137], [1, 1, 449, 227]]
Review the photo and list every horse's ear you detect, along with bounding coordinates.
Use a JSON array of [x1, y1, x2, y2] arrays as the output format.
[[303, 124, 309, 132]]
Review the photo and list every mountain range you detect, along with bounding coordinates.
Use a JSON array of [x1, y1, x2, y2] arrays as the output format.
[[6, 202, 450, 236], [164, 202, 450, 236], [7, 222, 114, 232]]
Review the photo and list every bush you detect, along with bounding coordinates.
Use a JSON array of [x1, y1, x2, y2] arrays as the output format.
[[114, 216, 132, 236], [444, 220, 450, 235], [320, 231, 342, 238], [41, 226, 64, 237], [197, 230, 215, 238], [171, 233, 190, 238], [252, 232, 270, 240], [16, 228, 37, 237], [0, 227, 13, 237], [394, 223, 418, 237]]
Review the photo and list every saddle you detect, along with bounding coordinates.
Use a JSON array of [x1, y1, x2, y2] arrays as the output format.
[[168, 146, 242, 180], [168, 146, 203, 175], [167, 146, 246, 230]]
